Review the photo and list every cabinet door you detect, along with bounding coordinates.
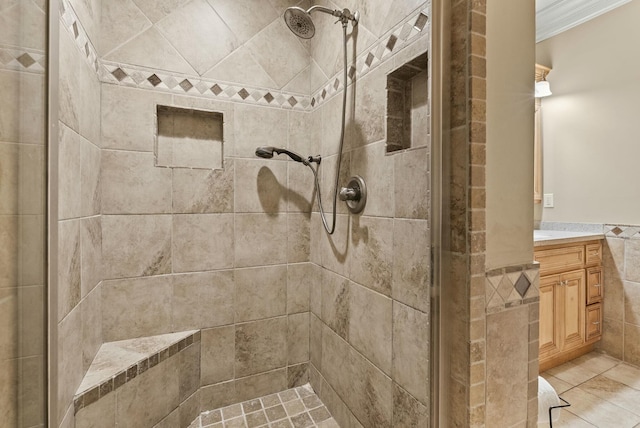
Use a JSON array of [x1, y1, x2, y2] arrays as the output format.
[[587, 267, 604, 305], [539, 275, 561, 358], [561, 270, 586, 351], [586, 303, 603, 342]]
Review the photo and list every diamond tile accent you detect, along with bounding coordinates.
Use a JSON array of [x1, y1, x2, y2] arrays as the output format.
[[211, 84, 223, 95], [238, 88, 250, 99], [333, 79, 340, 90], [365, 52, 375, 67], [72, 21, 79, 38], [321, 89, 327, 99], [612, 227, 623, 235], [264, 92, 274, 103], [16, 53, 35, 68], [288, 96, 298, 107], [111, 68, 127, 81], [179, 79, 193, 92], [514, 273, 532, 298], [386, 34, 398, 51], [414, 13, 429, 31], [148, 74, 161, 87]]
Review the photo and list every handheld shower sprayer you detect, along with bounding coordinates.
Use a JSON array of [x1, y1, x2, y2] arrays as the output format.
[[255, 146, 317, 166]]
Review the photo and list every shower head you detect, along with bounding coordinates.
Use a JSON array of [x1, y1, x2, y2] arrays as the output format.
[[255, 146, 309, 165], [284, 7, 315, 39], [284, 6, 359, 39]]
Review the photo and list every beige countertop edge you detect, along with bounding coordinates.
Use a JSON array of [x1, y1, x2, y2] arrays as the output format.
[[533, 231, 604, 247]]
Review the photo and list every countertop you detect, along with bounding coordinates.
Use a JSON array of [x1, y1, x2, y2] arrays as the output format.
[[534, 230, 604, 247]]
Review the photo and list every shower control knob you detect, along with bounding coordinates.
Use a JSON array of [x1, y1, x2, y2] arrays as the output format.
[[340, 176, 367, 214]]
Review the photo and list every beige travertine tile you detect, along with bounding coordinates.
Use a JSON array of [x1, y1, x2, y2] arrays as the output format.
[[172, 271, 234, 330], [624, 281, 640, 326], [625, 240, 640, 282], [603, 267, 623, 322], [115, 357, 180, 428], [624, 323, 640, 367], [58, 219, 80, 322], [172, 214, 234, 273], [348, 282, 392, 375], [67, 0, 100, 47], [235, 317, 287, 377], [153, 408, 180, 428], [546, 361, 600, 387], [0, 69, 45, 145], [287, 263, 312, 314], [79, 139, 100, 215], [156, 0, 238, 75], [352, 62, 394, 149], [105, 27, 197, 75], [203, 46, 277, 88], [179, 390, 201, 428], [201, 326, 235, 386], [235, 266, 287, 323], [0, 143, 18, 215], [131, 0, 187, 23], [245, 19, 308, 89], [320, 89, 354, 157], [541, 374, 572, 395], [101, 150, 172, 214], [101, 85, 172, 152], [101, 276, 173, 341], [179, 343, 201, 402], [308, 262, 322, 317], [346, 346, 393, 427], [288, 213, 311, 263], [76, 391, 115, 428], [321, 270, 350, 339], [58, 306, 83, 425], [80, 216, 102, 298], [486, 306, 529, 426], [320, 324, 351, 400], [394, 148, 430, 220], [172, 159, 234, 214], [234, 159, 287, 213], [201, 380, 238, 415], [562, 387, 640, 428], [600, 318, 624, 360], [318, 214, 350, 277], [0, 215, 18, 288], [234, 213, 287, 268], [206, 0, 277, 45], [235, 368, 287, 404], [102, 215, 172, 279], [309, 314, 322, 370], [58, 125, 82, 220], [603, 363, 640, 390], [571, 352, 620, 374], [350, 215, 393, 296], [0, 287, 17, 361], [18, 285, 45, 358], [233, 104, 289, 159], [288, 362, 309, 388], [81, 285, 102, 371], [392, 301, 429, 404], [288, 312, 310, 365], [392, 218, 430, 312], [392, 383, 428, 427], [580, 375, 640, 416], [99, 0, 151, 56], [318, 152, 351, 216]]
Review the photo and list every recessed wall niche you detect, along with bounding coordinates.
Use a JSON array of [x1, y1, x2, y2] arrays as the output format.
[[386, 52, 429, 153], [155, 106, 223, 169]]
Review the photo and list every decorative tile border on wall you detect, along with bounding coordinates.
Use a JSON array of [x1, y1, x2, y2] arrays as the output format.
[[60, 0, 99, 73], [73, 330, 201, 414], [0, 45, 46, 74], [59, 0, 429, 112], [605, 224, 640, 239], [486, 263, 540, 313]]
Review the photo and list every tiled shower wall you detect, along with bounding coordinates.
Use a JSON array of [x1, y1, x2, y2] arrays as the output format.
[[0, 1, 47, 427], [307, 1, 432, 427], [598, 225, 640, 366]]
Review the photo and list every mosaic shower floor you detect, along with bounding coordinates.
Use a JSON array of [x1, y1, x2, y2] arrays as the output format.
[[189, 384, 340, 428]]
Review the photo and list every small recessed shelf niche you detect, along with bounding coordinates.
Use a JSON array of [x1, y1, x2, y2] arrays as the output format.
[[386, 52, 429, 153], [155, 105, 223, 170]]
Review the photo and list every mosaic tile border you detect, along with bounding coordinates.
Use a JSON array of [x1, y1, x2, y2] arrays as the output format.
[[0, 45, 46, 74], [73, 330, 201, 414], [605, 224, 640, 239], [486, 264, 540, 313], [60, 0, 99, 73], [191, 384, 336, 428], [60, 0, 429, 112]]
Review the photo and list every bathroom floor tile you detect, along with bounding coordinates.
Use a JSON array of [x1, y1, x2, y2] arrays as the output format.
[[192, 383, 339, 428], [562, 387, 640, 428], [546, 360, 600, 386]]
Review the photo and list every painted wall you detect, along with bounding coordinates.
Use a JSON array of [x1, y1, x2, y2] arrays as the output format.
[[536, 0, 640, 225], [486, 0, 535, 269]]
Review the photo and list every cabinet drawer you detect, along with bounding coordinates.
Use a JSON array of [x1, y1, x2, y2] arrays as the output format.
[[586, 303, 603, 342], [535, 245, 585, 276], [587, 267, 603, 305], [586, 242, 603, 266]]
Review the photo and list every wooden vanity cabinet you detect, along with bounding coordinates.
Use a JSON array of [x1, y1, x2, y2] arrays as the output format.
[[535, 240, 603, 371]]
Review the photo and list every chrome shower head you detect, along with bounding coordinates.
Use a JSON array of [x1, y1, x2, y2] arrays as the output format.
[[255, 146, 275, 159], [284, 7, 315, 39], [255, 146, 309, 165], [284, 6, 359, 39]]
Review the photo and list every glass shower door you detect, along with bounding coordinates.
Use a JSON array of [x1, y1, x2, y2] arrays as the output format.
[[0, 0, 49, 426]]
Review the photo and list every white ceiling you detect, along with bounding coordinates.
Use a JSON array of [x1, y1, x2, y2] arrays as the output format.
[[536, 0, 632, 42]]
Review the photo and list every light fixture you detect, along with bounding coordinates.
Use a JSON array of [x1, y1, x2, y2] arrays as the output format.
[[535, 79, 552, 98], [535, 63, 552, 98]]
